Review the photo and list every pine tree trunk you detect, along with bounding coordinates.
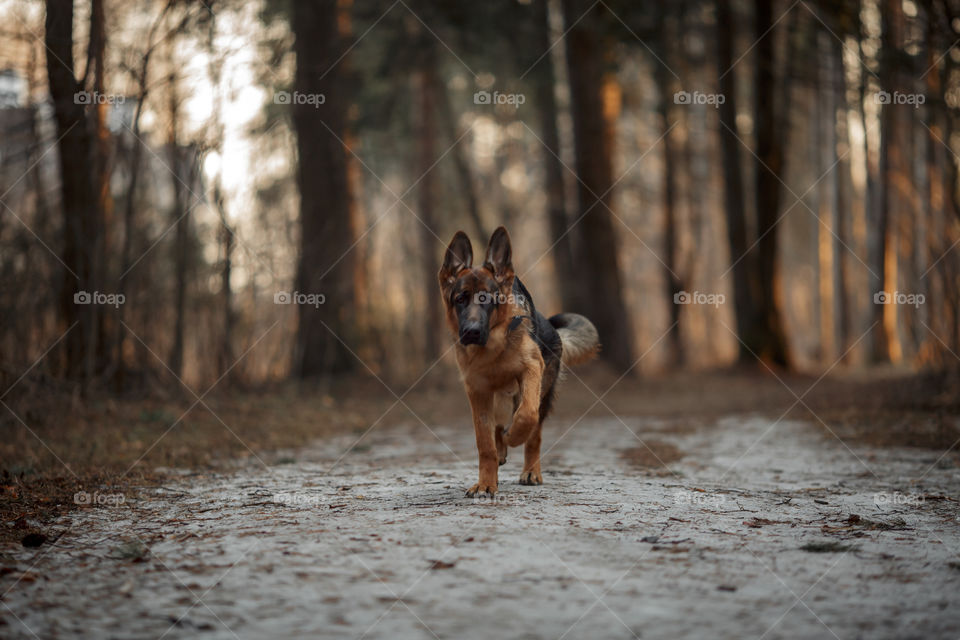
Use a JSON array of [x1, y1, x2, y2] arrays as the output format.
[[561, 0, 635, 371], [654, 58, 684, 367], [873, 0, 904, 363], [217, 187, 234, 379], [533, 0, 578, 312], [167, 69, 187, 379], [418, 43, 440, 362], [924, 9, 947, 363], [89, 0, 111, 377], [291, 0, 357, 377], [45, 0, 100, 381], [715, 0, 756, 364], [751, 0, 791, 367], [831, 31, 852, 362]]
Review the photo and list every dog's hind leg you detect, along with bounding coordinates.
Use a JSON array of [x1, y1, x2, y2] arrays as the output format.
[[495, 426, 507, 465], [493, 386, 516, 466]]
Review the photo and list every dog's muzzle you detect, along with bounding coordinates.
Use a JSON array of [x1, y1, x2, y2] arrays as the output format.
[[459, 325, 487, 346]]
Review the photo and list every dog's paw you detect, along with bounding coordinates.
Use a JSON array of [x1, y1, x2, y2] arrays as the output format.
[[519, 470, 542, 486], [465, 483, 497, 498]]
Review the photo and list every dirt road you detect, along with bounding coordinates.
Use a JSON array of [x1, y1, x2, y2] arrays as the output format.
[[3, 412, 959, 639]]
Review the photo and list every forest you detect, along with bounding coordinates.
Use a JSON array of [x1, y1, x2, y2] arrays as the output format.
[[2, 0, 960, 638], [2, 0, 959, 389]]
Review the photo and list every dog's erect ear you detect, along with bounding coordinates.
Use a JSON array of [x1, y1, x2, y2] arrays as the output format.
[[439, 231, 473, 284], [483, 226, 514, 283]]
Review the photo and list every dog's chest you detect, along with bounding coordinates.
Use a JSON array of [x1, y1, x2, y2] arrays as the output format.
[[458, 346, 526, 393]]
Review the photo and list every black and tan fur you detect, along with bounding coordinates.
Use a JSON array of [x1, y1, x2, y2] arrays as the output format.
[[438, 227, 600, 497]]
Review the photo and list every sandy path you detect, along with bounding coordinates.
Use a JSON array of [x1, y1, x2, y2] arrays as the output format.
[[3, 413, 959, 639]]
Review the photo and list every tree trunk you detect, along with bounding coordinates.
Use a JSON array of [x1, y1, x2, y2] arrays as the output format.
[[715, 0, 756, 364], [89, 0, 111, 375], [561, 0, 635, 371], [679, 6, 711, 358], [532, 0, 578, 312], [817, 27, 846, 363], [815, 36, 831, 363], [923, 5, 948, 363], [291, 0, 357, 377], [751, 0, 791, 367], [654, 57, 684, 367], [167, 69, 187, 379], [874, 0, 904, 363], [717, 0, 760, 364], [856, 2, 883, 364], [831, 31, 852, 361], [114, 90, 145, 384], [417, 43, 441, 362], [25, 34, 53, 311], [939, 13, 960, 356], [216, 186, 235, 378], [45, 0, 100, 381]]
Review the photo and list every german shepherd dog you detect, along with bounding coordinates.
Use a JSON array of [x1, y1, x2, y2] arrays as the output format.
[[438, 227, 600, 497]]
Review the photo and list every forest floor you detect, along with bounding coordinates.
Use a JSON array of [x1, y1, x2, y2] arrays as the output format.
[[1, 366, 960, 638]]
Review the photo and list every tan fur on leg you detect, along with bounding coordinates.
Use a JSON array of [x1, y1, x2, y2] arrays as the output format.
[[465, 391, 498, 497]]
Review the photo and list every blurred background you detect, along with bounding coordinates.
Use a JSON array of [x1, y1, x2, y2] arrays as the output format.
[[2, 0, 960, 484]]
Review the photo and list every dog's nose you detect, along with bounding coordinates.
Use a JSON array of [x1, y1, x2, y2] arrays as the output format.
[[459, 326, 486, 346]]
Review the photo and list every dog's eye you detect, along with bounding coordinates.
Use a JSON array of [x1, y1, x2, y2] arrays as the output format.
[[455, 292, 469, 306]]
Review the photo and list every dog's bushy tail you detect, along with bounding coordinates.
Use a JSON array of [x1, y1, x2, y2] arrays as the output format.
[[549, 313, 600, 367]]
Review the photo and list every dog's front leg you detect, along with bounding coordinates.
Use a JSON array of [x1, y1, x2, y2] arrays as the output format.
[[465, 390, 498, 497], [504, 359, 543, 448]]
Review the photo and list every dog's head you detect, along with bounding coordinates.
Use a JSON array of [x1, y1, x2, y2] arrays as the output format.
[[438, 226, 515, 347]]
